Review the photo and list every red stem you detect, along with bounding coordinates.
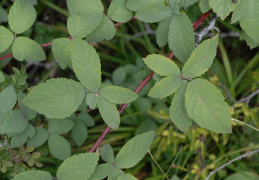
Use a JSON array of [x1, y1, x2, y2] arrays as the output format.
[[89, 12, 213, 153]]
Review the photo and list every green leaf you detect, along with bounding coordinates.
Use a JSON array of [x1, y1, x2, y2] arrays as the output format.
[[12, 37, 46, 61], [71, 121, 88, 146], [67, 0, 104, 15], [107, 166, 124, 180], [11, 0, 38, 6], [10, 124, 35, 148], [97, 96, 120, 129], [185, 78, 232, 133], [48, 119, 74, 134], [77, 112, 95, 127], [2, 110, 28, 133], [143, 54, 180, 76], [0, 85, 17, 115], [135, 119, 157, 135], [156, 16, 172, 47], [27, 127, 49, 148], [89, 163, 114, 180], [167, 0, 181, 15], [182, 0, 199, 7], [199, 0, 210, 13], [126, 0, 164, 11], [18, 92, 37, 120], [0, 71, 5, 83], [100, 143, 115, 163], [67, 13, 102, 38], [22, 78, 85, 119], [117, 174, 138, 180], [0, 26, 14, 53], [52, 38, 73, 69], [8, 0, 36, 34], [231, 0, 249, 24], [148, 76, 182, 99], [225, 171, 259, 180], [0, 7, 8, 23], [115, 131, 154, 168], [108, 0, 133, 23], [112, 67, 126, 85], [209, 0, 235, 20], [136, 4, 173, 23], [86, 93, 98, 109], [168, 12, 195, 63], [238, 0, 259, 43], [182, 34, 219, 78], [87, 16, 116, 43], [170, 80, 193, 132], [71, 38, 101, 92], [48, 134, 71, 160], [100, 86, 138, 104], [13, 170, 52, 180], [240, 31, 259, 49], [57, 153, 99, 180]]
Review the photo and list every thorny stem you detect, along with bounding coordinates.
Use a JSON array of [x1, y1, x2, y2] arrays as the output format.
[[89, 12, 212, 152]]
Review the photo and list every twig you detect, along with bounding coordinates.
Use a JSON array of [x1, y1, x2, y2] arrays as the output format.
[[195, 13, 218, 46], [148, 150, 170, 180], [239, 88, 259, 105], [231, 118, 259, 133], [205, 149, 259, 180], [219, 82, 237, 103]]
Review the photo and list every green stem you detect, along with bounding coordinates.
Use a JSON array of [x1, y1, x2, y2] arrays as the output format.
[[218, 39, 233, 86], [40, 0, 70, 17], [230, 52, 259, 92]]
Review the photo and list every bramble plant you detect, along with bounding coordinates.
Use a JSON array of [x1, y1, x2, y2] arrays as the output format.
[[0, 0, 259, 179]]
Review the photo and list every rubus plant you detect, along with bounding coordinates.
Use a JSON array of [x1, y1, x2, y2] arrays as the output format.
[[0, 0, 259, 179]]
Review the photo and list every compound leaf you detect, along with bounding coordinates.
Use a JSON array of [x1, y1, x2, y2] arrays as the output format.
[[0, 85, 17, 115], [182, 34, 219, 78], [8, 0, 36, 34], [87, 16, 116, 43], [48, 119, 74, 134], [168, 12, 195, 63], [67, 0, 103, 15], [108, 0, 133, 23], [22, 78, 85, 119], [238, 0, 259, 43], [12, 37, 46, 61], [136, 4, 173, 23], [71, 38, 101, 92], [13, 170, 52, 180], [185, 78, 232, 133], [0, 26, 14, 53], [97, 96, 120, 129], [115, 131, 154, 169], [48, 134, 71, 160], [148, 76, 182, 99], [27, 127, 49, 148], [67, 13, 102, 38], [143, 54, 180, 76], [209, 0, 235, 20], [100, 143, 115, 163], [57, 153, 99, 180], [52, 38, 73, 69], [170, 80, 193, 132], [2, 110, 28, 134], [100, 86, 138, 104], [86, 93, 98, 109]]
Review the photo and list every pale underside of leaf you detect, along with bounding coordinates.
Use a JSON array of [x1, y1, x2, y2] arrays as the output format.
[[185, 78, 232, 133]]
